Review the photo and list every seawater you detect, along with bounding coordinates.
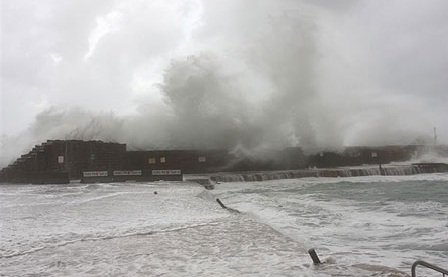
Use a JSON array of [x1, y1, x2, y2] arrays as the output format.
[[1, 174, 447, 276]]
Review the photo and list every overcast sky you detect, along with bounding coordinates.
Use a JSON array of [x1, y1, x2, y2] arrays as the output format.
[[1, 0, 448, 164]]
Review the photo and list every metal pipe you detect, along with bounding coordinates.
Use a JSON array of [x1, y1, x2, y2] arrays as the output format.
[[412, 260, 448, 277]]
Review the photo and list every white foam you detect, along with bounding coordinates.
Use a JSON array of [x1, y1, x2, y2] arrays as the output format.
[[215, 176, 448, 272], [0, 182, 314, 276], [1, 178, 446, 276]]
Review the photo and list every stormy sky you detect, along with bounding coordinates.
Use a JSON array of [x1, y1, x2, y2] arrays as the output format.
[[1, 0, 448, 165]]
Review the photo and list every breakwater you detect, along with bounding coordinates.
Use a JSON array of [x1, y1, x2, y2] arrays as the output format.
[[209, 163, 448, 183]]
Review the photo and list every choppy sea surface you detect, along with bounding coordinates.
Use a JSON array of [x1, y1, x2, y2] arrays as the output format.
[[1, 174, 447, 276]]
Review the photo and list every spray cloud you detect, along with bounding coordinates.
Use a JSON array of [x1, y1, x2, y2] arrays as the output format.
[[2, 0, 447, 166]]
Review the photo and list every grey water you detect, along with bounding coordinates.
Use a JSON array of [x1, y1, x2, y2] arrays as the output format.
[[1, 174, 447, 276]]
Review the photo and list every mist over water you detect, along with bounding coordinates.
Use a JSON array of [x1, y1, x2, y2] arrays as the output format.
[[2, 0, 447, 166]]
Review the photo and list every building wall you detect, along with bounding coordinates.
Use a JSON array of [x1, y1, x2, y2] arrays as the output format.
[[124, 149, 231, 174], [304, 145, 425, 168]]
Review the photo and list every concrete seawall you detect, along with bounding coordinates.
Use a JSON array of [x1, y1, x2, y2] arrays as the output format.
[[207, 163, 448, 183]]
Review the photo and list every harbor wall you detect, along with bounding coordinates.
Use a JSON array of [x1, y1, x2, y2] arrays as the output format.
[[1, 140, 447, 184], [209, 163, 448, 183]]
